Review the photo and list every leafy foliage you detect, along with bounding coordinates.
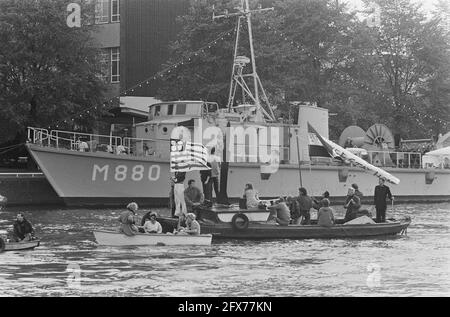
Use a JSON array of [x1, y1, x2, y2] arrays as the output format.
[[156, 0, 450, 140], [0, 0, 107, 142]]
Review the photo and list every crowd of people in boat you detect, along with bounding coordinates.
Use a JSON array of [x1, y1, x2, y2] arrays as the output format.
[[166, 164, 394, 228], [241, 177, 394, 227], [117, 202, 201, 236]]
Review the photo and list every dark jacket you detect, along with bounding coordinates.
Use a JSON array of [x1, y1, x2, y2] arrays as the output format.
[[174, 172, 186, 184], [374, 185, 392, 207], [13, 219, 34, 240], [200, 163, 211, 183], [293, 195, 313, 218], [344, 194, 361, 222], [355, 190, 364, 200], [118, 210, 137, 236]]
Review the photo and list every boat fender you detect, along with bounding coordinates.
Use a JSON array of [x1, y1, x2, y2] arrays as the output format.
[[338, 168, 349, 183], [231, 213, 249, 231], [425, 171, 435, 184], [0, 237, 5, 253]]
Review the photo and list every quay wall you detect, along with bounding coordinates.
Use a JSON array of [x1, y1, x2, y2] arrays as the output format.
[[0, 174, 449, 207], [0, 174, 63, 206]]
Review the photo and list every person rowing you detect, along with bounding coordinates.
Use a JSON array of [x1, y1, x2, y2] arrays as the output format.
[[118, 202, 139, 236], [11, 213, 35, 242]]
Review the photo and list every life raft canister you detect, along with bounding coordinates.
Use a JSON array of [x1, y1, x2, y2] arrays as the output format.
[[338, 168, 349, 183], [425, 171, 435, 184], [231, 213, 249, 231]]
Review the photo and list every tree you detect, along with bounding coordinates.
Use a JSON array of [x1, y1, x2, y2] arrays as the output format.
[[358, 0, 450, 137], [156, 0, 450, 139], [0, 0, 107, 143]]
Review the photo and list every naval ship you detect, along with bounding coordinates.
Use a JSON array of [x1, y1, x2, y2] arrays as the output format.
[[25, 1, 450, 206]]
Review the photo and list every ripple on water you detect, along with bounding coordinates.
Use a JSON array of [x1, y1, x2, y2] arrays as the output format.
[[0, 203, 449, 296]]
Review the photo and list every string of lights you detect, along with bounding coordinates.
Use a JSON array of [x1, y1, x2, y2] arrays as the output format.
[[49, 27, 237, 129]]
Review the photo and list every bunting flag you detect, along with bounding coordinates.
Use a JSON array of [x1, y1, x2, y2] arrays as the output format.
[[170, 139, 210, 172], [308, 123, 400, 185]]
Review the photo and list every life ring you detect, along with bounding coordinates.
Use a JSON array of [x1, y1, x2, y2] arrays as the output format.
[[231, 213, 249, 231], [0, 237, 5, 253]]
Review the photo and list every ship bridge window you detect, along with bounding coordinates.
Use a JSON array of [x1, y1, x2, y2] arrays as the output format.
[[202, 102, 218, 115], [154, 105, 161, 117], [175, 103, 186, 115], [168, 104, 174, 115]]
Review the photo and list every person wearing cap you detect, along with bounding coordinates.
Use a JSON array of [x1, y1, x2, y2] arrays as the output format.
[[317, 198, 335, 227], [374, 178, 394, 223], [267, 197, 291, 226], [143, 212, 162, 234], [118, 202, 139, 236], [179, 213, 200, 235]]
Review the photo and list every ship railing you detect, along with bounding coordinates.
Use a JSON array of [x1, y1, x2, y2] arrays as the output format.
[[27, 127, 50, 146], [27, 127, 124, 153], [123, 137, 164, 157], [354, 150, 423, 169], [49, 130, 123, 153], [228, 143, 290, 163]]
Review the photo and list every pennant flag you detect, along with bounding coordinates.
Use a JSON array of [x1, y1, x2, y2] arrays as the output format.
[[170, 139, 210, 172], [308, 123, 400, 185]]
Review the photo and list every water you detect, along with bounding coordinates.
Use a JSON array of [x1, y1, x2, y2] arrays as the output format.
[[0, 203, 449, 296]]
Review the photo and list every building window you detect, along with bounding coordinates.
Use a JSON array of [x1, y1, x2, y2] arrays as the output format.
[[111, 47, 120, 83], [99, 51, 109, 81], [95, 0, 109, 24], [111, 0, 120, 22]]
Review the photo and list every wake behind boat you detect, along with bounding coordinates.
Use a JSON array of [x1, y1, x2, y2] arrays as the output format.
[[93, 230, 212, 246]]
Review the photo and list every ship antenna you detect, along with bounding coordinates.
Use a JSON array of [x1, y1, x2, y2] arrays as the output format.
[[213, 0, 275, 122]]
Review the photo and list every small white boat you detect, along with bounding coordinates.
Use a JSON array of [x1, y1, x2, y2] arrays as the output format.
[[0, 238, 40, 252], [93, 230, 212, 246]]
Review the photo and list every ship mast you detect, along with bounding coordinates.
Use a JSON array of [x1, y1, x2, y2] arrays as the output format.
[[213, 0, 275, 122]]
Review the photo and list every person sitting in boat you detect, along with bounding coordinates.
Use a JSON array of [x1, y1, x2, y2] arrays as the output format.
[[293, 187, 313, 225], [317, 199, 335, 227], [143, 212, 162, 234], [184, 179, 204, 213], [243, 183, 261, 209], [12, 213, 35, 242], [178, 213, 200, 235], [312, 191, 330, 210], [344, 187, 361, 222], [118, 202, 139, 236], [267, 197, 291, 226], [352, 183, 363, 200]]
